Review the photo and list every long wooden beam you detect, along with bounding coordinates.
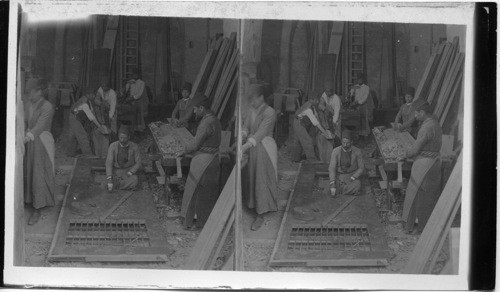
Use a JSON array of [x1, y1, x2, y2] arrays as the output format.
[[404, 152, 462, 274]]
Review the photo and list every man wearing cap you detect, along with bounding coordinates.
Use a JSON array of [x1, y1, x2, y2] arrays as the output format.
[[67, 88, 107, 157], [97, 78, 117, 135], [104, 126, 142, 191], [171, 82, 197, 134], [241, 84, 278, 231], [291, 93, 329, 163], [178, 96, 221, 230], [327, 130, 364, 197], [401, 99, 442, 234], [122, 67, 149, 134], [394, 87, 418, 137], [349, 73, 374, 138], [23, 78, 56, 225]]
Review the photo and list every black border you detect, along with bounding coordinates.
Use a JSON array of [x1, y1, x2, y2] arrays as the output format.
[[470, 2, 497, 290]]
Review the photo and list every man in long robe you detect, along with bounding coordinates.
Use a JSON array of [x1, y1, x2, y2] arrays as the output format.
[[241, 84, 279, 231], [104, 126, 142, 191], [179, 95, 221, 230], [328, 130, 364, 197], [23, 78, 56, 225], [394, 87, 418, 137], [401, 99, 442, 234], [171, 82, 197, 134], [349, 73, 374, 138], [291, 93, 330, 163]]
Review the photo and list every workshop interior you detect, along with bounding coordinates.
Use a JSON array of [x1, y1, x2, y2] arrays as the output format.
[[14, 14, 464, 274]]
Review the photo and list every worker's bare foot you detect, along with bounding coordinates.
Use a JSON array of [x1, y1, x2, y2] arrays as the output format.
[[28, 209, 41, 225], [251, 215, 264, 231]]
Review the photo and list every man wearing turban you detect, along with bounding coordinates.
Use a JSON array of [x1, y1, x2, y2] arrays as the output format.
[[400, 98, 443, 234], [178, 94, 221, 230]]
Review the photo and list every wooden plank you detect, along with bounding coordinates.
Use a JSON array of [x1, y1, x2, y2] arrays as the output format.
[[414, 43, 443, 100], [190, 45, 218, 99], [449, 227, 460, 274], [440, 74, 463, 127], [270, 258, 388, 267], [99, 191, 135, 221], [212, 49, 238, 113], [427, 43, 453, 106], [404, 152, 462, 274], [269, 163, 302, 265], [47, 158, 77, 260], [213, 48, 238, 111], [205, 38, 230, 98], [207, 210, 234, 269], [217, 73, 238, 119], [434, 53, 464, 118], [49, 254, 168, 262], [321, 196, 357, 226], [184, 166, 237, 269]]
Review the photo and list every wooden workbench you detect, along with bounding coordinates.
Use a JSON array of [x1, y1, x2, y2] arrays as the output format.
[[372, 127, 415, 209]]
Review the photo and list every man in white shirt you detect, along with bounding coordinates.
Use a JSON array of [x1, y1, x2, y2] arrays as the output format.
[[97, 79, 117, 134], [319, 86, 342, 139], [291, 94, 329, 163], [67, 88, 106, 157]]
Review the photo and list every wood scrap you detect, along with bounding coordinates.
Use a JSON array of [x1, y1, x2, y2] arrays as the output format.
[[404, 152, 462, 274], [321, 196, 356, 226]]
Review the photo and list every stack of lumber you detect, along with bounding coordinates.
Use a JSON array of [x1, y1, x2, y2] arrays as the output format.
[[404, 152, 462, 274], [414, 37, 464, 132], [189, 32, 239, 127]]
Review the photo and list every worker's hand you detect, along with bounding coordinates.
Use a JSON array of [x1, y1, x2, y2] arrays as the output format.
[[330, 187, 337, 197], [127, 171, 133, 176], [175, 150, 185, 158], [23, 135, 30, 144]]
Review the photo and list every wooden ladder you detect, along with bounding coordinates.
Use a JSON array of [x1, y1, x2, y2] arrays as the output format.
[[119, 16, 140, 92], [348, 22, 365, 84]]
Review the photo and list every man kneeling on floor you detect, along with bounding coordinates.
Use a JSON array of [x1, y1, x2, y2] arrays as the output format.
[[104, 126, 142, 191], [178, 95, 221, 231], [327, 130, 364, 197]]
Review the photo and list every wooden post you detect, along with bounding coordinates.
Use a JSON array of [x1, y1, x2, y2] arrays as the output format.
[[233, 19, 244, 271], [14, 49, 26, 266]]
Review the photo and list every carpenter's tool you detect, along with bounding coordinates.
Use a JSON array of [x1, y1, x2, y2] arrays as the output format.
[[99, 191, 134, 221], [321, 196, 356, 226]]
